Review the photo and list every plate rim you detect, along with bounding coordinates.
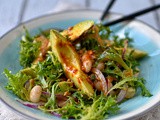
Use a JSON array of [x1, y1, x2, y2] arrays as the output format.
[[0, 9, 160, 39]]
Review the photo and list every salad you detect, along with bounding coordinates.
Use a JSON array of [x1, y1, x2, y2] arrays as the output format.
[[4, 20, 152, 120]]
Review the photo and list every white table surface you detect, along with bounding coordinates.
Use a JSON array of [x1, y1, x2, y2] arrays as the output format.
[[0, 0, 160, 120]]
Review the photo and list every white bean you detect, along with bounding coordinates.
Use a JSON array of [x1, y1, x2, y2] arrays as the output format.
[[83, 60, 92, 73], [82, 51, 93, 73], [94, 80, 102, 91], [30, 85, 42, 103], [96, 62, 105, 71]]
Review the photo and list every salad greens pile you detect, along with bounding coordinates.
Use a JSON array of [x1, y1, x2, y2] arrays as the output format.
[[3, 20, 152, 120]]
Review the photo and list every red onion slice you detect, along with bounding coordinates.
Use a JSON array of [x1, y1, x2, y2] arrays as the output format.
[[116, 90, 127, 103], [92, 68, 108, 95], [16, 98, 44, 109], [42, 91, 51, 96], [50, 111, 62, 117]]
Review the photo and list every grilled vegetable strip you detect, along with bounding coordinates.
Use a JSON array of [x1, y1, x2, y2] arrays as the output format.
[[50, 30, 94, 97]]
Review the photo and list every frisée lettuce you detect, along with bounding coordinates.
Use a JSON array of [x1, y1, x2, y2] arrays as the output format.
[[3, 20, 152, 120]]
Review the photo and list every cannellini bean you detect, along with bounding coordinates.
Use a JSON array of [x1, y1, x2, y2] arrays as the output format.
[[81, 51, 93, 73], [96, 62, 105, 71], [83, 60, 92, 73], [94, 80, 102, 91], [30, 85, 42, 103], [125, 87, 136, 99]]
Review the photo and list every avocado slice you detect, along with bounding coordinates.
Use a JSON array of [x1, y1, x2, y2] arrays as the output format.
[[50, 30, 94, 97], [127, 48, 147, 59], [61, 20, 94, 41]]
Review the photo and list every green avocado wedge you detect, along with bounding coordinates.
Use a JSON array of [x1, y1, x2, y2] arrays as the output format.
[[50, 30, 94, 97], [127, 48, 147, 59], [61, 20, 94, 41]]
